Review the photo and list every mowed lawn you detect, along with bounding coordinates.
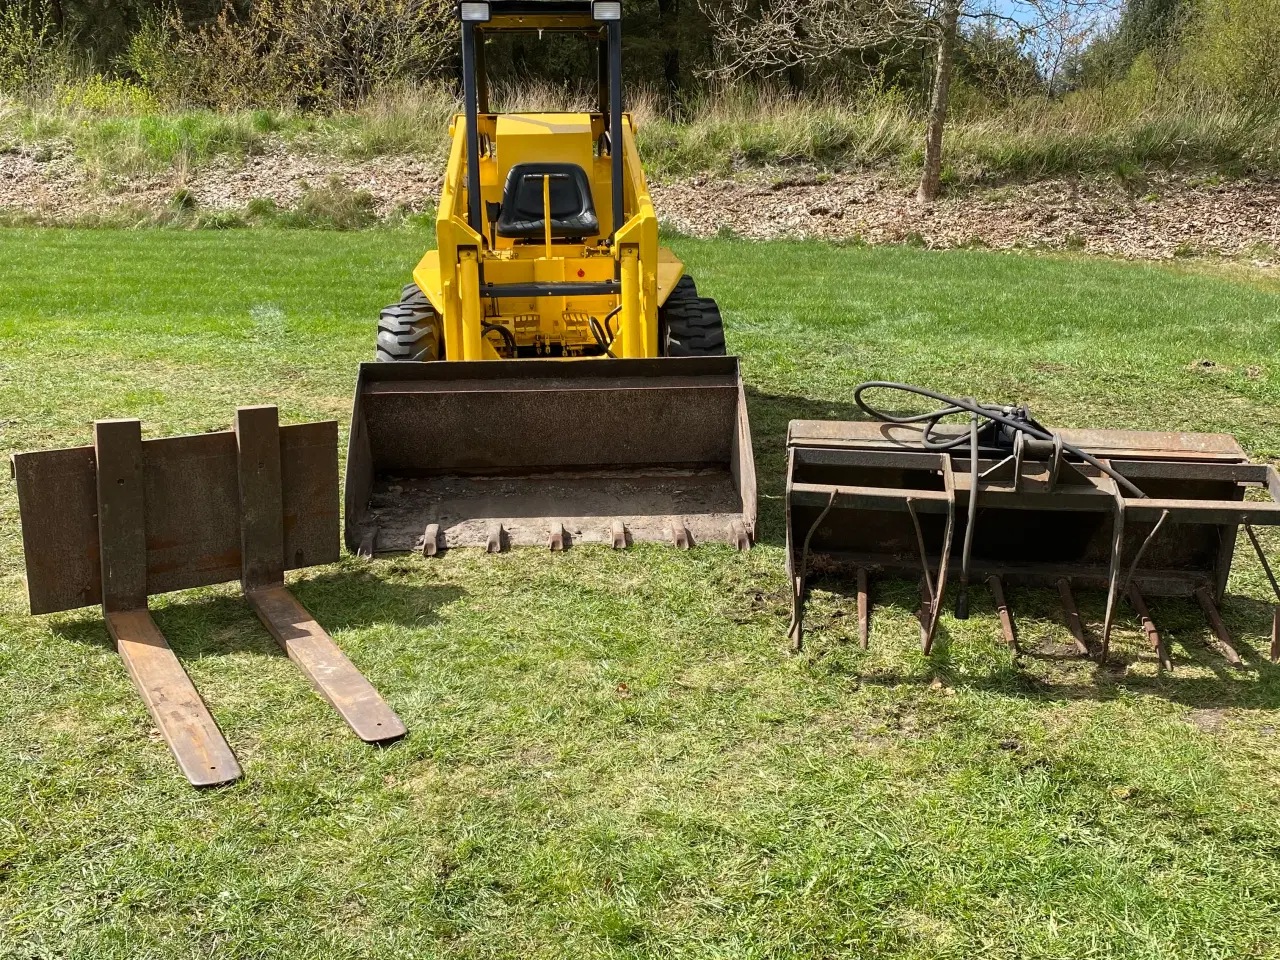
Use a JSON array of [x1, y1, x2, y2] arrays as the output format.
[[2, 228, 1280, 959]]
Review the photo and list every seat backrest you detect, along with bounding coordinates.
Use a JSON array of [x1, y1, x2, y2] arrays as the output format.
[[496, 162, 599, 240]]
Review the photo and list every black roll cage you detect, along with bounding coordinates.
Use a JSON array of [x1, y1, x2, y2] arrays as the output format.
[[460, 4, 625, 242]]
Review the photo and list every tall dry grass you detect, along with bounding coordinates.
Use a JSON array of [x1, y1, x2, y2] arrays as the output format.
[[2, 79, 1278, 185]]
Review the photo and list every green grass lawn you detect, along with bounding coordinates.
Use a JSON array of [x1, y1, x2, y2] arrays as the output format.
[[2, 229, 1280, 959]]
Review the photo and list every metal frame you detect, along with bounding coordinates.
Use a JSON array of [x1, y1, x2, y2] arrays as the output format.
[[344, 357, 757, 554], [12, 407, 406, 787], [460, 4, 624, 240], [784, 420, 1280, 667]]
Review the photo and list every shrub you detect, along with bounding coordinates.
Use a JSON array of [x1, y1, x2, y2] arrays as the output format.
[[278, 176, 379, 229], [0, 0, 69, 95], [123, 0, 454, 109], [56, 76, 159, 114], [1179, 0, 1280, 103]]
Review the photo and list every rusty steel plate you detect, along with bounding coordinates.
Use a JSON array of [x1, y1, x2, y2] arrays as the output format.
[[12, 421, 339, 615]]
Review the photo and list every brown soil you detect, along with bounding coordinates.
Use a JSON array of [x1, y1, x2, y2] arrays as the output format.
[[651, 170, 1280, 263], [2, 145, 1277, 265]]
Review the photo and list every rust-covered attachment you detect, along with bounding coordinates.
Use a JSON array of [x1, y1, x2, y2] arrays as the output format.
[[345, 357, 757, 553], [11, 407, 406, 787], [786, 417, 1280, 665]]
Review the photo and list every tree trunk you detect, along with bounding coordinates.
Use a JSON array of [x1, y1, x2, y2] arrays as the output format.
[[917, 1, 960, 204]]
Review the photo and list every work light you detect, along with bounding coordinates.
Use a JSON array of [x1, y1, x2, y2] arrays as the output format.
[[592, 1, 622, 20], [460, 1, 490, 21]]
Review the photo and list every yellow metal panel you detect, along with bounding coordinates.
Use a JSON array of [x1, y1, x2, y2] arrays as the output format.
[[411, 250, 446, 314], [656, 248, 684, 305], [459, 251, 484, 361], [495, 114, 593, 137], [619, 247, 642, 359]]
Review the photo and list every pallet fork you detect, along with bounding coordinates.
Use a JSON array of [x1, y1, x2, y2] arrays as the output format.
[[12, 407, 405, 787]]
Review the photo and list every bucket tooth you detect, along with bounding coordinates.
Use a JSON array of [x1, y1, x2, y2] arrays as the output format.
[[1194, 586, 1243, 666], [987, 575, 1019, 655], [1056, 579, 1091, 657], [1128, 583, 1171, 671], [1270, 607, 1279, 663], [669, 520, 691, 550], [549, 521, 565, 552], [487, 522, 506, 554], [610, 520, 628, 550], [421, 523, 440, 557], [358, 528, 378, 559], [856, 568, 869, 650], [727, 518, 750, 551]]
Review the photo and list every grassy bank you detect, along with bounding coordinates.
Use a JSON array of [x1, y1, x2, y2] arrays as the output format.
[[4, 84, 1279, 185], [2, 230, 1280, 957]]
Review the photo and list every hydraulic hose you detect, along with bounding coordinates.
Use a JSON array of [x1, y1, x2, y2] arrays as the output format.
[[589, 314, 618, 358], [852, 382, 1147, 498], [852, 381, 1147, 619], [481, 321, 517, 357]]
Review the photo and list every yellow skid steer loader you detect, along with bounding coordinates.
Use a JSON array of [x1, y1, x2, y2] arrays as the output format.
[[346, 0, 756, 554]]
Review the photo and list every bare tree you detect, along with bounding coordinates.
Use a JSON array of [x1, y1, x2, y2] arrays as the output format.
[[701, 0, 1118, 202]]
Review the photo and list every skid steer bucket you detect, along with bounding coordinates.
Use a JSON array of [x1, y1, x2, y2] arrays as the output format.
[[345, 357, 756, 554], [786, 418, 1280, 666]]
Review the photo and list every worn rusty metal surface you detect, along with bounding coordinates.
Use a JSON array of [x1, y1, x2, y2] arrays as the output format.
[[788, 420, 1249, 463], [1195, 586, 1244, 665], [786, 416, 1279, 658], [96, 420, 148, 613], [987, 575, 1019, 654], [236, 406, 286, 591], [14, 419, 339, 614], [12, 444, 100, 615], [361, 374, 738, 473], [106, 609, 242, 787], [345, 357, 757, 552], [143, 432, 242, 595], [1128, 583, 1170, 670], [280, 421, 341, 571], [246, 585, 406, 743], [1057, 579, 1091, 656]]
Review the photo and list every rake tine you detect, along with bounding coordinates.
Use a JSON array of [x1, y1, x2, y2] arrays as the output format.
[[918, 577, 933, 652], [987, 575, 1019, 655], [1101, 489, 1127, 661], [905, 499, 935, 601], [1195, 586, 1244, 667], [1128, 582, 1171, 672], [1243, 524, 1280, 663], [788, 489, 837, 653], [857, 568, 869, 650], [1056, 578, 1091, 657], [911, 475, 956, 656]]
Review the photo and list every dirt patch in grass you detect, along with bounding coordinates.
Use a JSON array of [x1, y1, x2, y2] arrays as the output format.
[[653, 169, 1280, 263], [2, 145, 1279, 264]]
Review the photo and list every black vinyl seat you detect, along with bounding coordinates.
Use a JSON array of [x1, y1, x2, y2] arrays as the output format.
[[496, 162, 599, 240]]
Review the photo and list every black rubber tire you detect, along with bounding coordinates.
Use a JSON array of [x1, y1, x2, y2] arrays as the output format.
[[660, 273, 726, 357], [376, 283, 441, 362]]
